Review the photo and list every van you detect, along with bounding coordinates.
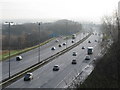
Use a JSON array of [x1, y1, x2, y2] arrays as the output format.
[[87, 47, 93, 55]]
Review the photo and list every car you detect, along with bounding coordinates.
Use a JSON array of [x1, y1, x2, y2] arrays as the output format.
[[93, 58, 96, 62], [55, 39, 59, 42], [58, 44, 62, 47], [72, 34, 76, 39], [24, 73, 33, 81], [85, 55, 90, 60], [51, 47, 56, 50], [16, 56, 23, 61], [63, 43, 66, 46], [53, 65, 59, 71], [95, 40, 97, 42], [72, 59, 77, 64], [72, 40, 74, 43], [82, 46, 85, 49], [87, 47, 93, 54], [73, 52, 77, 56], [88, 41, 91, 43]]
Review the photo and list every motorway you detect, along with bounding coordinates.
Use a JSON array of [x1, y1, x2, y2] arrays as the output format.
[[1, 33, 87, 80], [6, 32, 102, 88]]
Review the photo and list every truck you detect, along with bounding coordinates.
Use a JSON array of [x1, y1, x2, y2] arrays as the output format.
[[87, 47, 93, 55]]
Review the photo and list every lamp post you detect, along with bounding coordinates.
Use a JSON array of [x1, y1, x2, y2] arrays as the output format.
[[5, 22, 13, 79], [38, 23, 41, 63], [66, 22, 68, 49]]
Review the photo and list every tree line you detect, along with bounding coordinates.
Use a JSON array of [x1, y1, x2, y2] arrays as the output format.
[[2, 19, 82, 50]]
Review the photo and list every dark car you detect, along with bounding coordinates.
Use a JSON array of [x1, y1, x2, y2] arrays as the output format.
[[95, 40, 97, 42], [88, 41, 91, 43], [72, 59, 77, 64], [24, 73, 33, 81], [85, 55, 90, 60], [82, 46, 85, 49], [73, 52, 77, 56], [55, 39, 59, 43], [51, 47, 56, 50], [53, 65, 59, 71], [58, 44, 62, 47], [72, 40, 74, 43], [63, 43, 66, 46]]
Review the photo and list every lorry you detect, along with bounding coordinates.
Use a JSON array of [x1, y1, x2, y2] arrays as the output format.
[[87, 47, 93, 55]]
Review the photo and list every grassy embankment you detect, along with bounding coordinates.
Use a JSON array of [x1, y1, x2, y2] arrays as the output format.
[[0, 32, 82, 61], [0, 38, 55, 61]]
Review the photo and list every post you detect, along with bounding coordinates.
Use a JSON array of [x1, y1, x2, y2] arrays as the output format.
[[8, 23, 11, 78], [5, 22, 13, 78], [38, 23, 41, 63], [66, 22, 68, 49]]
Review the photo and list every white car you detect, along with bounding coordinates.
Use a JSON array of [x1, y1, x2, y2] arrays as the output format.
[[16, 56, 22, 61], [24, 72, 33, 81], [53, 65, 59, 71], [73, 52, 77, 56], [85, 55, 90, 60], [51, 47, 56, 50]]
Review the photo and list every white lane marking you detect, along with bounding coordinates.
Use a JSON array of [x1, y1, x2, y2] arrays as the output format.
[[54, 70, 73, 88]]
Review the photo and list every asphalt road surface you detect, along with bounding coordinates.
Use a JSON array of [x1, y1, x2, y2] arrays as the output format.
[[7, 32, 102, 88], [1, 33, 88, 80]]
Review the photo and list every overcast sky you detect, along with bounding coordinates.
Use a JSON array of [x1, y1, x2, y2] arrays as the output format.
[[1, 0, 119, 23]]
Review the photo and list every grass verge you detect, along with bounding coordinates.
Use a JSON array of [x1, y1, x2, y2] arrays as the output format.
[[0, 38, 55, 61]]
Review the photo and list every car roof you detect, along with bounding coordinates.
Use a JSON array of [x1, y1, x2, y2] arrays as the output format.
[[87, 47, 93, 49], [54, 65, 59, 67], [16, 56, 22, 57], [27, 72, 33, 75]]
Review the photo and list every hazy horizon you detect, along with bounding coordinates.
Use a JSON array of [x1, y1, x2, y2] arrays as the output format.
[[1, 0, 120, 23]]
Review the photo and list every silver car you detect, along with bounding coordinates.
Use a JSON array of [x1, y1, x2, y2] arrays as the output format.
[[53, 65, 59, 71], [85, 55, 90, 60]]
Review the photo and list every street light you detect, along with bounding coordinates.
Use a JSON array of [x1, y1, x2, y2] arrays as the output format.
[[38, 22, 41, 63], [66, 22, 68, 49], [5, 22, 13, 79]]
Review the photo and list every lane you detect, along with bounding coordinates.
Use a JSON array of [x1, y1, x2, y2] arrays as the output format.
[[1, 37, 64, 80], [2, 33, 87, 80], [7, 33, 102, 88], [55, 35, 102, 88], [42, 34, 101, 88]]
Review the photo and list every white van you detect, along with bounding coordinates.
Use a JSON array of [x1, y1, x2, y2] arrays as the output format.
[[87, 47, 93, 55]]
